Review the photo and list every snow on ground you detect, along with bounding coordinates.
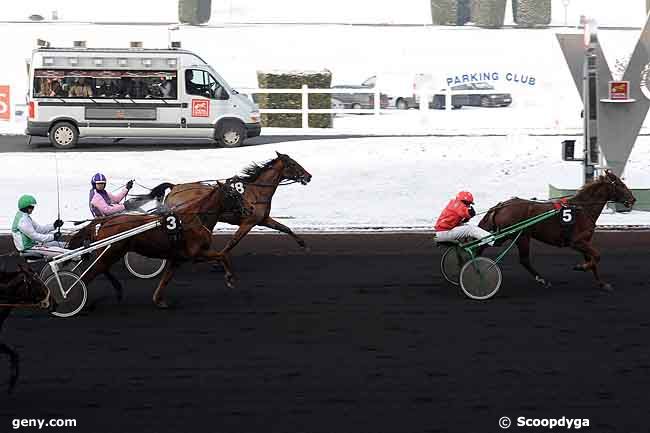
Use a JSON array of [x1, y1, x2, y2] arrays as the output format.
[[0, 135, 647, 235]]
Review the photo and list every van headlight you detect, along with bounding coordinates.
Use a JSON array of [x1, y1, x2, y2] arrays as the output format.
[[250, 112, 260, 123]]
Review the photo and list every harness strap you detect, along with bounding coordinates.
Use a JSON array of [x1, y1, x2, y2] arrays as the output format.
[[553, 197, 569, 210]]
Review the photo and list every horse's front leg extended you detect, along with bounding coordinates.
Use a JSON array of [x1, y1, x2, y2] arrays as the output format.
[[260, 217, 308, 251], [219, 223, 256, 255], [517, 236, 551, 287]]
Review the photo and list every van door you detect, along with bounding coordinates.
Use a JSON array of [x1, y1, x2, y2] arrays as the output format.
[[181, 68, 231, 138]]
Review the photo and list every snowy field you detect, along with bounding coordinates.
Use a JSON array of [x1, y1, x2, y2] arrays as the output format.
[[0, 135, 647, 234], [0, 1, 648, 232]]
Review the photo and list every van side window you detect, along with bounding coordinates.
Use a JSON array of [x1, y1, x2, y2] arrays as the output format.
[[185, 69, 228, 100], [186, 69, 208, 97], [33, 69, 177, 99]]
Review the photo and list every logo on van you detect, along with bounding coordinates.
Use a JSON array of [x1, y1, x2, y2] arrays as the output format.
[[192, 99, 210, 117]]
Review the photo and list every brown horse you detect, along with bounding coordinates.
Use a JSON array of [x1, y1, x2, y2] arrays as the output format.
[[164, 152, 312, 256], [0, 258, 49, 393], [67, 182, 245, 308], [478, 170, 636, 291]]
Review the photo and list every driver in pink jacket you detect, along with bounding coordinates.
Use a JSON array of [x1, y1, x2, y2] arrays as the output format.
[[88, 173, 133, 217]]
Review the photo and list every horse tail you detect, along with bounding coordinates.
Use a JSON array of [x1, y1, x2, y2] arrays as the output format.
[[129, 182, 175, 202], [149, 182, 175, 201]]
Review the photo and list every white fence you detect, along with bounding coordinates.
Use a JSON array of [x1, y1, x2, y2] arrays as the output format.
[[238, 84, 456, 129]]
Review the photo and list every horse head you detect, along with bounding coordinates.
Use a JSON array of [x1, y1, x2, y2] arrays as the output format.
[[0, 263, 49, 305], [602, 169, 636, 208], [275, 151, 312, 185]]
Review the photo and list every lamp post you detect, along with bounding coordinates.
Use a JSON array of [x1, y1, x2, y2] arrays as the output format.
[[583, 18, 599, 183]]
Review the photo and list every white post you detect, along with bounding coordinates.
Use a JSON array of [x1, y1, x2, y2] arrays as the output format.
[[374, 87, 381, 116], [301, 84, 309, 129], [419, 92, 428, 112], [446, 86, 452, 111]]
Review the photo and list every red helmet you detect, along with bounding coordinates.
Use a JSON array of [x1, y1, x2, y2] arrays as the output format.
[[456, 191, 474, 204]]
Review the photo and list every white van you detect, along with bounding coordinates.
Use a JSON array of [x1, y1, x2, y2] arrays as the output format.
[[26, 47, 261, 149]]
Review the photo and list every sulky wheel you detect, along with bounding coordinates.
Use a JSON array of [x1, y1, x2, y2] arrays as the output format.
[[459, 257, 502, 300], [45, 271, 88, 318], [39, 260, 82, 282], [441, 246, 471, 286], [124, 252, 167, 279]]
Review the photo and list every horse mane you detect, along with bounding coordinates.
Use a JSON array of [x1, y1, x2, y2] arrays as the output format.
[[238, 157, 278, 182], [571, 175, 607, 200]]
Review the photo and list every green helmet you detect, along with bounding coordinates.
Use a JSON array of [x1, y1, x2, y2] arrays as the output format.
[[18, 194, 37, 210]]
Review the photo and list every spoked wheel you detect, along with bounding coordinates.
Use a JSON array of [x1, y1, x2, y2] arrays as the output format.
[[45, 271, 88, 318], [460, 257, 502, 300], [39, 260, 82, 282], [124, 252, 167, 279], [441, 246, 471, 286]]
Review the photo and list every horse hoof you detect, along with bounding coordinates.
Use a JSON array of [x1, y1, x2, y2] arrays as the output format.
[[154, 300, 170, 309], [600, 283, 614, 293], [225, 276, 236, 289], [573, 264, 586, 272]]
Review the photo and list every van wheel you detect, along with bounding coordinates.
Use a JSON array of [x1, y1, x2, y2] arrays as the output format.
[[396, 99, 408, 110], [49, 122, 79, 149], [216, 120, 245, 148]]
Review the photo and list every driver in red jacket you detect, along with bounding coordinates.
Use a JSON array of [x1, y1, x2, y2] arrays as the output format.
[[434, 191, 493, 244]]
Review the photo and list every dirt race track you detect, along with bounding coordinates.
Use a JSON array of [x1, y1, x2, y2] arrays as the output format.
[[0, 232, 649, 433]]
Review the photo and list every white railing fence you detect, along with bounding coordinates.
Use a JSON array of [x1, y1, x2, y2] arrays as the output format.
[[237, 84, 458, 129]]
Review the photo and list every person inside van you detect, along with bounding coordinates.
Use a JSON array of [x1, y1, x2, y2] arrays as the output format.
[[185, 70, 205, 96], [159, 77, 174, 98], [49, 80, 66, 97], [68, 79, 93, 97]]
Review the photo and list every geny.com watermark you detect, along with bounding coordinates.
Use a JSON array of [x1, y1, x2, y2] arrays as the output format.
[[499, 416, 590, 430], [12, 418, 77, 430]]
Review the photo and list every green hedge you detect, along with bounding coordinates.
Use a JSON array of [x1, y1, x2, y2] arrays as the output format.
[[430, 0, 458, 25], [472, 0, 507, 28], [178, 0, 211, 25], [256, 70, 332, 128], [513, 0, 551, 27]]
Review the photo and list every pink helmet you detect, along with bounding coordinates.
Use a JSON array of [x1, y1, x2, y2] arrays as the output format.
[[456, 191, 474, 204]]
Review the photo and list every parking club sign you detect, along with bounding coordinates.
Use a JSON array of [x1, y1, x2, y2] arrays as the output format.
[[609, 81, 630, 100], [192, 99, 210, 117]]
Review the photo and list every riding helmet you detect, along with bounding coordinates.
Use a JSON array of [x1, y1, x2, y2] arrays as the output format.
[[91, 173, 107, 186], [18, 194, 37, 210], [456, 191, 474, 204]]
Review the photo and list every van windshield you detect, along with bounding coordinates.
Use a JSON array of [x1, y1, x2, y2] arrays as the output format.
[[33, 69, 177, 99]]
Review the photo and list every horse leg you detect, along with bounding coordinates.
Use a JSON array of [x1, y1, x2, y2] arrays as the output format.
[[220, 223, 256, 255], [571, 241, 611, 291], [152, 261, 177, 309], [0, 308, 18, 394], [199, 250, 236, 289], [103, 271, 124, 303], [260, 217, 309, 251], [81, 247, 124, 310], [517, 236, 551, 288]]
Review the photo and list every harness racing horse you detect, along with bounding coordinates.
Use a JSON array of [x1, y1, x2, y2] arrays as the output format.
[[0, 258, 49, 393], [478, 170, 636, 291], [165, 152, 312, 256], [67, 182, 245, 308]]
